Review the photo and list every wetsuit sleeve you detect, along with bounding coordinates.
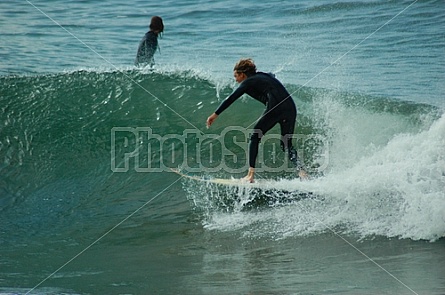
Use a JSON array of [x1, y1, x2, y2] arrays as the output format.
[[135, 39, 146, 65], [146, 33, 158, 56], [135, 32, 158, 66], [214, 83, 247, 115]]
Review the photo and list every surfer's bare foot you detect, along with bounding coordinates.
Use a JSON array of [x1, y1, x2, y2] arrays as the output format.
[[298, 169, 309, 181], [242, 167, 255, 183], [242, 176, 254, 183]]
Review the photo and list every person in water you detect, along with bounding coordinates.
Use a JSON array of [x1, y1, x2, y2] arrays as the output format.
[[135, 16, 164, 66], [206, 58, 308, 183]]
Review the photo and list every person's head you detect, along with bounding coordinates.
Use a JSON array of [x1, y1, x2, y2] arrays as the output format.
[[233, 58, 257, 83], [150, 16, 164, 34]]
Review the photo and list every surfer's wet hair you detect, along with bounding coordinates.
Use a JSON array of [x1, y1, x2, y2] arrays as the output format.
[[234, 58, 257, 76], [150, 16, 164, 33]]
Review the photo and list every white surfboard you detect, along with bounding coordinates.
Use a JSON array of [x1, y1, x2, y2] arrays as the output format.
[[171, 168, 318, 209], [171, 168, 272, 188]]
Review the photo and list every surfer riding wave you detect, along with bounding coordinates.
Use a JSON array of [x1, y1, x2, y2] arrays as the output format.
[[206, 58, 308, 183]]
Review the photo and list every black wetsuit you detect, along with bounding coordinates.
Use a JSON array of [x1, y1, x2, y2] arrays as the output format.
[[215, 72, 301, 169], [135, 31, 158, 66]]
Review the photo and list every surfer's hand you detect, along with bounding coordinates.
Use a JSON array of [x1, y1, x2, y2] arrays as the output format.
[[206, 113, 218, 128]]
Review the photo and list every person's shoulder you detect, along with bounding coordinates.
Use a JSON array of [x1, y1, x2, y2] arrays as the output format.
[[247, 72, 274, 83], [142, 31, 153, 40], [257, 72, 275, 78], [143, 31, 158, 45]]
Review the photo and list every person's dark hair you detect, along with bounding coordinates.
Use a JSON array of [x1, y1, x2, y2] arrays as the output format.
[[234, 58, 257, 76], [150, 16, 164, 34]]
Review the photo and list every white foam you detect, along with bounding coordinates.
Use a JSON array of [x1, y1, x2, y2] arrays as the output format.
[[195, 113, 445, 241]]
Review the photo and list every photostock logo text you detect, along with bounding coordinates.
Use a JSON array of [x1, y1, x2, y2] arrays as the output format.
[[111, 127, 329, 174]]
